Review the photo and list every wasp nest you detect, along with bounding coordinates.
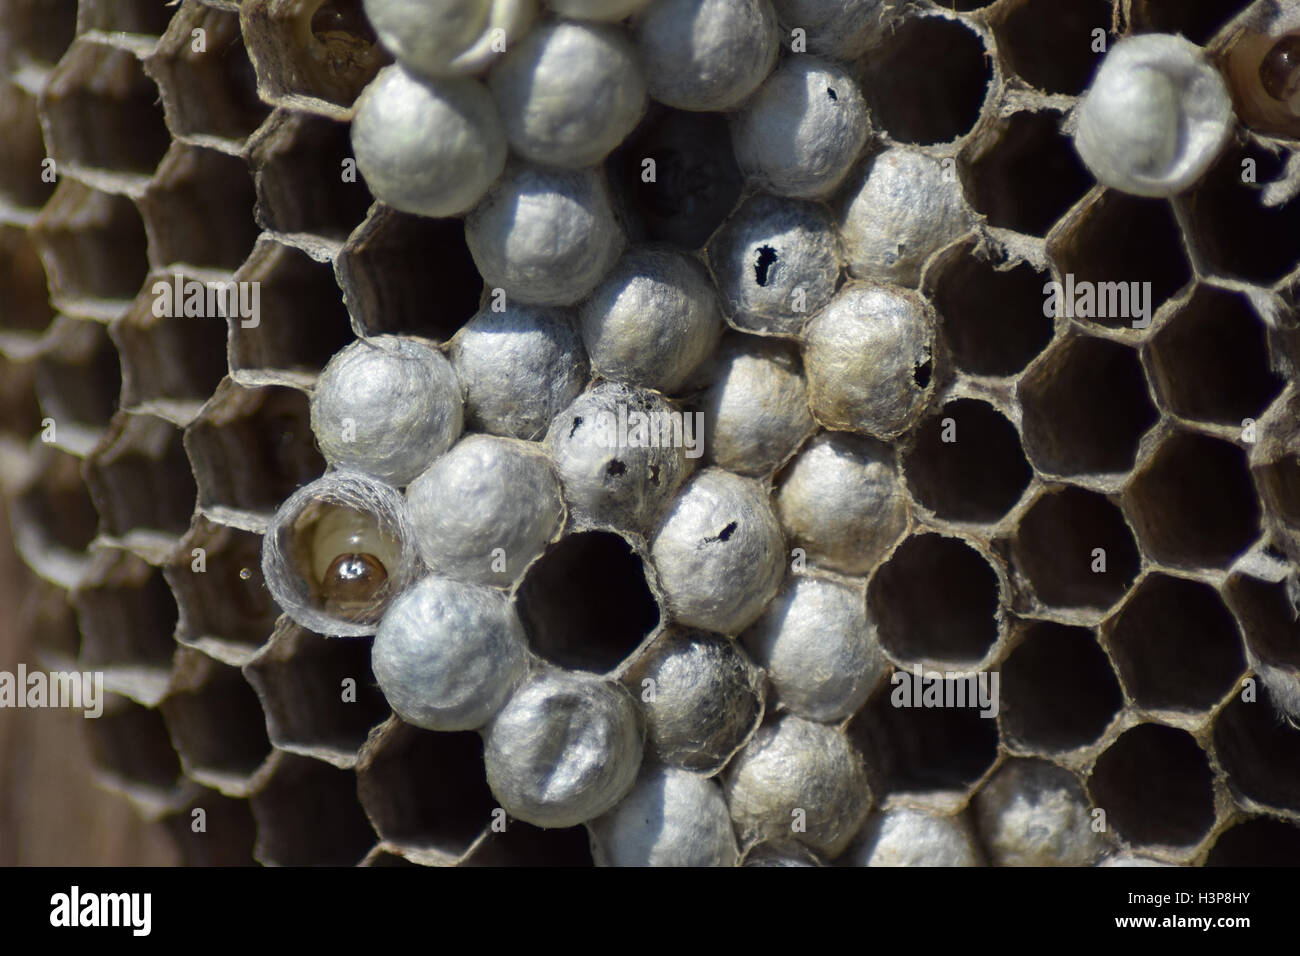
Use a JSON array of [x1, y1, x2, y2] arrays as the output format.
[[1, 0, 1299, 869]]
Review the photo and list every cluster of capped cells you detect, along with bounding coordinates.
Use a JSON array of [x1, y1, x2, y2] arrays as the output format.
[[0, 0, 1299, 866]]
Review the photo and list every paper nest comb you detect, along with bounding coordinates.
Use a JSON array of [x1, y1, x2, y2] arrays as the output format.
[[0, 0, 1298, 867]]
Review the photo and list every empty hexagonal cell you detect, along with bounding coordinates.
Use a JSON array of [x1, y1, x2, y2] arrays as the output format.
[[138, 145, 258, 270], [164, 517, 280, 662], [163, 788, 258, 866], [30, 180, 150, 319], [84, 412, 197, 548], [1089, 723, 1217, 847], [0, 224, 56, 349], [18, 577, 83, 666], [10, 446, 98, 588], [38, 39, 171, 186], [1145, 287, 1284, 426], [160, 650, 273, 792], [1125, 431, 1261, 570], [72, 548, 176, 705], [1226, 572, 1300, 680], [245, 621, 390, 766], [1205, 817, 1300, 866], [1181, 143, 1300, 285], [516, 531, 660, 675], [0, 81, 56, 214], [1000, 622, 1123, 753], [960, 110, 1093, 236], [336, 206, 480, 339], [461, 822, 594, 867], [903, 399, 1032, 523], [848, 678, 1000, 798], [0, 354, 41, 441], [989, 0, 1111, 94], [77, 0, 175, 34], [868, 534, 1002, 666], [143, 2, 268, 147], [248, 110, 372, 240], [1214, 685, 1300, 814], [607, 106, 743, 250], [857, 14, 991, 146], [1133, 0, 1259, 47], [925, 241, 1054, 377], [240, 0, 386, 115], [85, 694, 187, 814], [0, 0, 78, 70], [356, 719, 496, 862], [229, 238, 353, 382], [1012, 486, 1140, 610], [1019, 335, 1158, 477], [33, 317, 121, 451], [250, 752, 377, 865], [1047, 192, 1192, 329], [1106, 574, 1245, 712], [184, 378, 323, 528]]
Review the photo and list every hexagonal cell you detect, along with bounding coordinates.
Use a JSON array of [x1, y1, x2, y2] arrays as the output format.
[[1205, 817, 1300, 866], [160, 650, 273, 793], [848, 679, 1000, 798], [1047, 191, 1192, 330], [240, 0, 387, 115], [336, 206, 480, 339], [925, 241, 1054, 377], [38, 39, 171, 187], [0, 0, 78, 70], [1131, 0, 1258, 47], [1124, 431, 1261, 570], [84, 411, 197, 550], [164, 517, 280, 663], [1145, 287, 1284, 426], [250, 752, 377, 865], [867, 533, 1002, 666], [961, 111, 1093, 237], [163, 788, 258, 866], [1106, 574, 1245, 712], [0, 224, 57, 350], [1012, 486, 1140, 610], [356, 719, 496, 863], [857, 14, 991, 146], [29, 180, 150, 320], [72, 549, 177, 706], [460, 822, 594, 867], [0, 81, 56, 214], [143, 1, 268, 148], [0, 354, 42, 439], [76, 0, 175, 35], [110, 273, 229, 422], [1226, 572, 1300, 679], [85, 694, 187, 815], [184, 378, 323, 529], [1088, 724, 1216, 847], [228, 238, 353, 383], [516, 531, 660, 675], [248, 110, 372, 240], [10, 445, 98, 588], [245, 621, 390, 766], [137, 145, 258, 271], [1018, 335, 1158, 477], [32, 317, 121, 451], [989, 0, 1111, 95], [606, 106, 743, 250], [1214, 686, 1300, 814], [1180, 143, 1300, 285], [903, 399, 1032, 523], [1000, 622, 1123, 753]]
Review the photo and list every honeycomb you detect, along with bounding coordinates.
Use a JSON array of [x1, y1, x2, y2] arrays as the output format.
[[0, 0, 1298, 867]]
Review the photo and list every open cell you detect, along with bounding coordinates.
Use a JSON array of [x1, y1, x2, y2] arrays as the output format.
[[1, 0, 78, 69], [85, 696, 185, 798], [0, 82, 56, 213], [867, 533, 1001, 665], [515, 531, 660, 674], [251, 753, 376, 865], [11, 446, 99, 587], [991, 0, 1111, 94], [1000, 622, 1123, 752], [1132, 0, 1260, 48], [33, 318, 121, 441], [84, 412, 197, 541], [1206, 817, 1300, 866], [903, 399, 1032, 523], [461, 822, 594, 867], [1214, 686, 1300, 814], [138, 145, 259, 271], [1107, 574, 1245, 711]]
